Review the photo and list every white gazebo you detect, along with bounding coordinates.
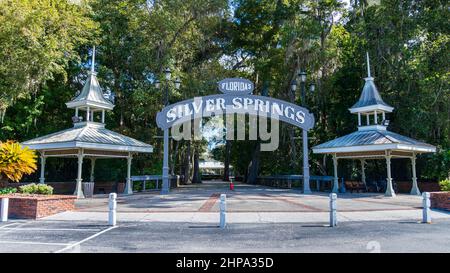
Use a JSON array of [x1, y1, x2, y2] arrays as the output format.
[[312, 53, 436, 197], [22, 47, 153, 198]]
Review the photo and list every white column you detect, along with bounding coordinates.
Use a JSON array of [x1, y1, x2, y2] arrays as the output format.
[[385, 151, 396, 197], [360, 159, 366, 186], [410, 153, 420, 195], [332, 154, 339, 193], [358, 113, 361, 126], [124, 154, 133, 194], [101, 110, 105, 123], [366, 114, 370, 125], [90, 158, 96, 183], [374, 110, 378, 124], [91, 110, 94, 121], [382, 111, 386, 122], [74, 150, 85, 198], [86, 107, 90, 122], [75, 107, 79, 117], [39, 152, 46, 184]]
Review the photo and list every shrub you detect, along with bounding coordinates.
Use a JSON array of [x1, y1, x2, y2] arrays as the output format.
[[0, 187, 17, 195], [439, 178, 450, 192], [19, 183, 53, 195], [0, 141, 37, 182]]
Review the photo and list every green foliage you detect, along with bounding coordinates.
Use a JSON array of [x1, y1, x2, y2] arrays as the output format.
[[439, 179, 450, 192], [19, 183, 53, 195], [0, 0, 98, 112], [0, 187, 17, 195]]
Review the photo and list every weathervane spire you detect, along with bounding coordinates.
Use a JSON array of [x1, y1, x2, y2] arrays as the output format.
[[91, 46, 96, 73], [366, 51, 371, 78]]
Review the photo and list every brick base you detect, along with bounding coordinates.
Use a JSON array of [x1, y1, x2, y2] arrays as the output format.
[[0, 195, 76, 219], [430, 192, 450, 211]]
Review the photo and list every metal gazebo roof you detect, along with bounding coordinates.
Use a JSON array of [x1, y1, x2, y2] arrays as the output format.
[[22, 122, 153, 154]]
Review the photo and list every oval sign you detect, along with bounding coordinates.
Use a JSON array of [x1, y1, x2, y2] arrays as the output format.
[[218, 78, 254, 94]]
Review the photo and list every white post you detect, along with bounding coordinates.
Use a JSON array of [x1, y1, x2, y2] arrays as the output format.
[[91, 110, 94, 121], [220, 194, 226, 229], [385, 151, 396, 197], [39, 153, 46, 184], [86, 107, 90, 122], [382, 111, 386, 122], [124, 155, 133, 194], [1, 198, 9, 222], [374, 110, 378, 124], [332, 154, 339, 193], [422, 192, 431, 223], [74, 150, 85, 198], [75, 107, 79, 117], [101, 110, 105, 123], [108, 193, 117, 226], [410, 154, 421, 195], [366, 114, 370, 125], [329, 193, 337, 227], [358, 113, 361, 126]]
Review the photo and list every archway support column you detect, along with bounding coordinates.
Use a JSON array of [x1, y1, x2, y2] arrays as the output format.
[[302, 129, 311, 194], [161, 128, 170, 194]]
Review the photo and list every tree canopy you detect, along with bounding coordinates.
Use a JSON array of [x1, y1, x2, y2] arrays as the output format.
[[0, 0, 448, 183]]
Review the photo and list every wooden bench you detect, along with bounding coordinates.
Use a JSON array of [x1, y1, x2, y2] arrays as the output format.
[[344, 180, 367, 193]]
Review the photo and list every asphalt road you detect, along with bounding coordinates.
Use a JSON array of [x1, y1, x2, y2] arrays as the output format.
[[1, 218, 449, 253]]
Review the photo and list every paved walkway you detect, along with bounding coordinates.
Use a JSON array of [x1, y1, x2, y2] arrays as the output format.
[[44, 180, 450, 224]]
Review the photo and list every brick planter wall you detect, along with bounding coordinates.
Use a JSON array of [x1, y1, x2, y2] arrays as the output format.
[[430, 192, 450, 211], [0, 195, 76, 219], [396, 181, 440, 193]]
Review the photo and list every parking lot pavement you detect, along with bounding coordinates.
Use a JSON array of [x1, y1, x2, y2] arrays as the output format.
[[0, 220, 117, 253], [1, 218, 450, 253]]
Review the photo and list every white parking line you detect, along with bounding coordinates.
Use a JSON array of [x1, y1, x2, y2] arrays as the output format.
[[0, 241, 69, 246], [0, 223, 20, 229], [54, 226, 118, 253], [0, 228, 102, 232]]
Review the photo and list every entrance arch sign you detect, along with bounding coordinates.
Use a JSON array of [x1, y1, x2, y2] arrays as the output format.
[[156, 94, 315, 131], [156, 78, 315, 195]]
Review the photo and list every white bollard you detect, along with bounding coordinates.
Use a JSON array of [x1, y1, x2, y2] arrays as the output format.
[[422, 192, 431, 224], [329, 193, 337, 227], [108, 193, 117, 226], [1, 198, 9, 222], [219, 194, 226, 229]]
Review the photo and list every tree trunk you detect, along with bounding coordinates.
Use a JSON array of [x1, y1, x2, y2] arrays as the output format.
[[246, 142, 261, 184], [192, 149, 201, 184], [182, 141, 191, 184], [171, 140, 180, 175], [223, 140, 231, 181]]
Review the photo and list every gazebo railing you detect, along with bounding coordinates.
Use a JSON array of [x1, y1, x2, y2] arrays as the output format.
[[130, 175, 183, 192], [130, 175, 162, 192]]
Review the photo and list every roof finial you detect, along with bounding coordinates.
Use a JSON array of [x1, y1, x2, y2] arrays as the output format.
[[366, 51, 371, 78], [91, 46, 96, 73]]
